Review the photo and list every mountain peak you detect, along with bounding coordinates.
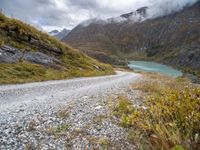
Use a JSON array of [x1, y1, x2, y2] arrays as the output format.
[[49, 28, 71, 40], [49, 30, 59, 35], [120, 6, 148, 19], [136, 7, 148, 16]]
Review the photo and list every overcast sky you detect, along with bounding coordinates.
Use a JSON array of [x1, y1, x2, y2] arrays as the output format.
[[0, 0, 198, 32]]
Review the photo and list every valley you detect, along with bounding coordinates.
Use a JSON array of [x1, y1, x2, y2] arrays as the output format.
[[63, 1, 200, 79], [0, 0, 200, 149]]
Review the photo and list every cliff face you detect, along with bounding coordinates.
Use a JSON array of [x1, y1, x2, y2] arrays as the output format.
[[63, 1, 200, 75]]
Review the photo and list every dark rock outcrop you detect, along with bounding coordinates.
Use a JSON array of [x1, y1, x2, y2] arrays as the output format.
[[0, 45, 62, 69], [23, 52, 61, 68], [30, 38, 62, 55], [0, 45, 22, 63]]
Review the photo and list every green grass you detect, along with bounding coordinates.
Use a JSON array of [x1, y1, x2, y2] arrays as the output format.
[[0, 62, 68, 84], [0, 62, 114, 84], [0, 12, 114, 84], [112, 74, 200, 150]]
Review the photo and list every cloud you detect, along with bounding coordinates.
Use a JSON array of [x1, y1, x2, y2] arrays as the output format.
[[0, 0, 198, 31], [146, 0, 199, 18]]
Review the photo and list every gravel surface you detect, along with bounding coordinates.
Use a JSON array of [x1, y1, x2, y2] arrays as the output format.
[[0, 71, 142, 150]]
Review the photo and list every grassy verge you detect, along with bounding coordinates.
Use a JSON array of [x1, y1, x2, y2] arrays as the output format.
[[112, 74, 200, 150], [0, 62, 114, 84]]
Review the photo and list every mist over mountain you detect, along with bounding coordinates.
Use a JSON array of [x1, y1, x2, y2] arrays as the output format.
[[79, 0, 199, 27], [1, 0, 199, 31], [145, 0, 198, 18]]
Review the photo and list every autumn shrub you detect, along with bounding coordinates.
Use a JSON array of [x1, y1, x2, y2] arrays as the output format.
[[113, 76, 200, 150]]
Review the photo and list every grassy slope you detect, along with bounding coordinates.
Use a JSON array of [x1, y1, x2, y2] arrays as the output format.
[[0, 13, 114, 84]]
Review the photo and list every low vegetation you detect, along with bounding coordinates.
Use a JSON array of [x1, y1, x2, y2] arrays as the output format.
[[0, 62, 67, 84], [99, 137, 111, 149], [112, 74, 200, 150], [0, 13, 114, 84], [0, 61, 113, 84], [47, 124, 70, 138]]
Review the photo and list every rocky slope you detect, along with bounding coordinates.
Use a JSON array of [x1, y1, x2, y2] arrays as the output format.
[[0, 13, 114, 84], [63, 1, 200, 76]]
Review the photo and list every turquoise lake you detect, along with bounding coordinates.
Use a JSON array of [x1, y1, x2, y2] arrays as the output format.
[[128, 61, 183, 77]]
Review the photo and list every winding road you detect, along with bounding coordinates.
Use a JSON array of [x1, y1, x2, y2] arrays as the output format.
[[0, 71, 140, 115], [0, 71, 141, 149]]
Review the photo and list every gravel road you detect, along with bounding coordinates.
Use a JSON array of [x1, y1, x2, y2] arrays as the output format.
[[0, 71, 141, 150]]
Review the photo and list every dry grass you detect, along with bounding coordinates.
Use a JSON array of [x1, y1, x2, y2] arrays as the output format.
[[57, 108, 71, 119], [133, 73, 191, 94], [99, 137, 111, 149], [112, 74, 200, 150]]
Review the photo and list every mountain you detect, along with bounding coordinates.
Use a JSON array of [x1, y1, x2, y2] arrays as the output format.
[[49, 29, 59, 36], [49, 28, 71, 40], [56, 28, 71, 40], [0, 13, 114, 84], [63, 1, 200, 77]]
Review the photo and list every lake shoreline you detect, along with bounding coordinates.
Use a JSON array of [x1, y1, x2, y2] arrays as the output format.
[[128, 60, 199, 83], [128, 61, 183, 78]]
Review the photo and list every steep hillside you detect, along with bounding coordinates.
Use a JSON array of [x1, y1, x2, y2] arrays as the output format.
[[63, 1, 200, 77], [0, 13, 114, 84], [64, 23, 126, 65]]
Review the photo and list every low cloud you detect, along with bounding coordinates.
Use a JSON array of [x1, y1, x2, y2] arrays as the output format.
[[147, 0, 198, 18], [0, 0, 198, 31]]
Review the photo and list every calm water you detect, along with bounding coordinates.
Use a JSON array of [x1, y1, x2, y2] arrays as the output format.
[[128, 61, 183, 77]]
